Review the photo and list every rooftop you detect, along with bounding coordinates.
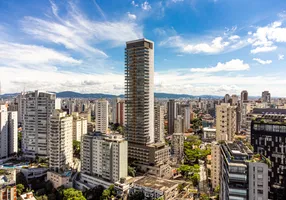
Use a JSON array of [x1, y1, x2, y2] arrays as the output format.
[[0, 169, 16, 188], [134, 176, 178, 192]]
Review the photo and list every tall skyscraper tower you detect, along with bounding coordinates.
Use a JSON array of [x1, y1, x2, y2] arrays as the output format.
[[125, 39, 171, 177], [125, 38, 154, 145]]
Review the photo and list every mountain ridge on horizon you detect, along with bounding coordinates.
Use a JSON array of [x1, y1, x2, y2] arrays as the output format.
[[0, 91, 222, 99]]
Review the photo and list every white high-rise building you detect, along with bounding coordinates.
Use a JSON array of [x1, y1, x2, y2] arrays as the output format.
[[216, 103, 237, 141], [22, 90, 57, 157], [16, 92, 26, 124], [0, 105, 18, 159], [49, 110, 73, 171], [81, 133, 128, 183], [72, 112, 87, 142], [125, 38, 154, 145], [154, 104, 165, 143], [95, 99, 109, 134]]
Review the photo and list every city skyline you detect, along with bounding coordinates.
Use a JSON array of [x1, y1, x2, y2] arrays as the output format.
[[0, 0, 286, 96]]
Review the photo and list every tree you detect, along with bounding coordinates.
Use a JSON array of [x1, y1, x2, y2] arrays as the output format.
[[36, 195, 48, 200], [61, 188, 86, 200], [177, 184, 184, 193], [73, 140, 81, 157], [100, 185, 115, 200], [191, 173, 200, 186], [214, 185, 220, 193], [128, 191, 145, 200], [16, 184, 25, 196], [16, 172, 29, 189], [200, 193, 210, 200], [117, 126, 123, 134], [128, 166, 136, 177], [84, 185, 104, 200]]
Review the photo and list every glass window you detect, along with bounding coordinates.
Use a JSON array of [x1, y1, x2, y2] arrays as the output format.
[[273, 125, 280, 132], [266, 125, 273, 132]]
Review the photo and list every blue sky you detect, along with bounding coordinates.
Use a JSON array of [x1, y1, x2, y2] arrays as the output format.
[[0, 0, 286, 96]]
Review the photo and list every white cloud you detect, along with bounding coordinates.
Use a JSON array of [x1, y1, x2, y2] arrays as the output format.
[[253, 58, 272, 65], [131, 1, 139, 7], [141, 1, 152, 11], [0, 41, 81, 66], [190, 59, 249, 73], [127, 12, 137, 20], [229, 35, 240, 41], [249, 21, 286, 54], [160, 35, 247, 54], [278, 54, 285, 60], [172, 0, 184, 2], [250, 46, 277, 54], [20, 2, 143, 57]]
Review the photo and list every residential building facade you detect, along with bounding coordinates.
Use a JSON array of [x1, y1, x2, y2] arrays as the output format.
[[95, 99, 109, 134], [49, 110, 73, 171], [22, 90, 57, 157]]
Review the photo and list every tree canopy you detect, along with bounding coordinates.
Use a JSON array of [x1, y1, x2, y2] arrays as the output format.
[[61, 188, 86, 200]]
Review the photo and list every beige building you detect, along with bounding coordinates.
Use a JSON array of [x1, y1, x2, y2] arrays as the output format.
[[47, 171, 71, 189], [216, 103, 236, 141], [95, 99, 109, 134], [154, 104, 165, 143], [81, 133, 128, 183], [131, 176, 179, 200], [211, 142, 220, 189], [72, 112, 87, 141], [49, 110, 73, 171]]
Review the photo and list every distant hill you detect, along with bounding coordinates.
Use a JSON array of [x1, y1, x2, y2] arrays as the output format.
[[0, 91, 222, 99]]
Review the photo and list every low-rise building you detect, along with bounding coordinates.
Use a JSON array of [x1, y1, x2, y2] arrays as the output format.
[[131, 176, 179, 200], [47, 171, 72, 189], [19, 192, 36, 200], [0, 169, 17, 200], [202, 127, 216, 142]]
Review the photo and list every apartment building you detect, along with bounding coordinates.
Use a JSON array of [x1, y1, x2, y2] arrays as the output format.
[[171, 133, 184, 164], [95, 99, 109, 134], [49, 110, 73, 171], [81, 133, 128, 183], [22, 90, 57, 157], [72, 112, 87, 142], [220, 141, 268, 200], [0, 105, 17, 159], [251, 112, 286, 199], [216, 103, 237, 141], [154, 104, 165, 143]]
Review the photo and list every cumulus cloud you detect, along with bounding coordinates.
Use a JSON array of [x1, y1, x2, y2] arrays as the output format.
[[249, 21, 286, 54], [141, 1, 152, 11], [190, 59, 249, 73], [278, 54, 284, 60], [253, 58, 272, 65]]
